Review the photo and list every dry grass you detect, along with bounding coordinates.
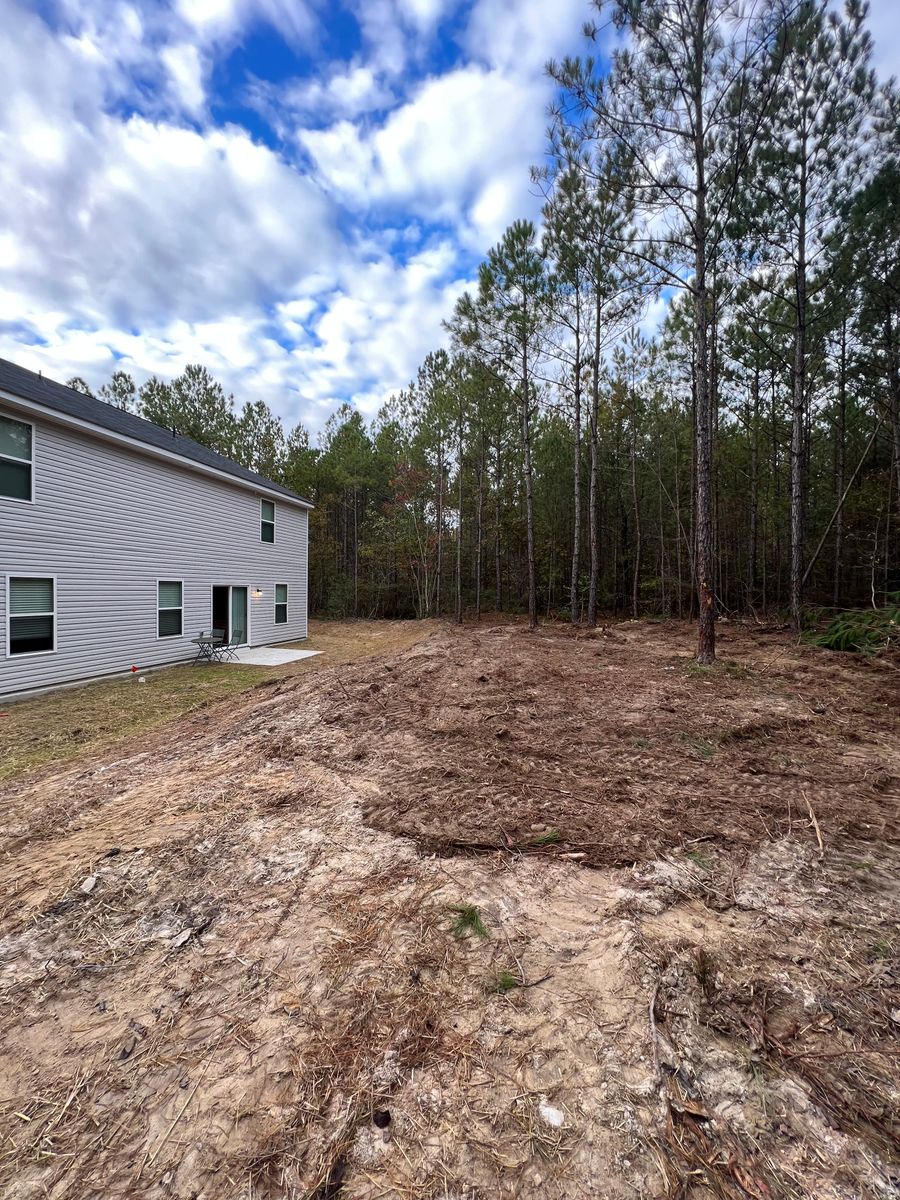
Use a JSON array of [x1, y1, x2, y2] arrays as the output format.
[[0, 619, 431, 783]]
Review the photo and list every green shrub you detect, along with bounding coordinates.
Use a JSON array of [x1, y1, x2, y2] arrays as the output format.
[[814, 601, 900, 653]]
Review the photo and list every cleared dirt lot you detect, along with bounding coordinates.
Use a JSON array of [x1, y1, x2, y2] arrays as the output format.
[[0, 619, 898, 1199]]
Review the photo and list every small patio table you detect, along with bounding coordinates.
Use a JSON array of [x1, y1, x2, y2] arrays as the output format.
[[191, 632, 225, 664]]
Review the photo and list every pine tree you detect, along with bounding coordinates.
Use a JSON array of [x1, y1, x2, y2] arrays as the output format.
[[744, 0, 875, 628], [473, 221, 549, 630], [139, 365, 239, 456], [552, 0, 785, 659], [97, 370, 138, 412]]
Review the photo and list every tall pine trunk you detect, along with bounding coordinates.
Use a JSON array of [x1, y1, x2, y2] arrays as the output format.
[[833, 320, 846, 607], [475, 433, 484, 620], [630, 410, 641, 618], [587, 287, 602, 626], [456, 409, 463, 625], [435, 430, 444, 616], [748, 366, 759, 605], [693, 43, 716, 664], [570, 305, 583, 624], [885, 312, 900, 526], [522, 333, 538, 630], [790, 140, 808, 632], [494, 430, 503, 611]]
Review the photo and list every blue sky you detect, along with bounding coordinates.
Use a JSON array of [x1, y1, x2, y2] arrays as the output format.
[[2, 0, 898, 435]]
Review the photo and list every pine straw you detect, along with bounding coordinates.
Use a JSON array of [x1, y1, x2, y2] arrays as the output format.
[[333, 621, 900, 868], [220, 868, 470, 1197]]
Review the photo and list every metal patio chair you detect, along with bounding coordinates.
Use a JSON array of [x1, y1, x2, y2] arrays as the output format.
[[218, 629, 244, 662]]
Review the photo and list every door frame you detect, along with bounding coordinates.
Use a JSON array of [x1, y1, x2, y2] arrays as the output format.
[[209, 583, 251, 646]]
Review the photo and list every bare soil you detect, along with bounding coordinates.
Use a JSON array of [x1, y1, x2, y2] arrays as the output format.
[[0, 619, 898, 1200]]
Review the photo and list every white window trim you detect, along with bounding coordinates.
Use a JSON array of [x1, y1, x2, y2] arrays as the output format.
[[274, 583, 288, 625], [6, 574, 57, 658], [0, 411, 35, 505], [156, 578, 184, 640], [261, 498, 276, 544]]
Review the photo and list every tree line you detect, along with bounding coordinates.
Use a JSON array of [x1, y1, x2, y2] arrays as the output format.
[[72, 0, 899, 662]]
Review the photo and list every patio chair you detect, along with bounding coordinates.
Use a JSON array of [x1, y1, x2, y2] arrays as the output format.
[[218, 629, 244, 662]]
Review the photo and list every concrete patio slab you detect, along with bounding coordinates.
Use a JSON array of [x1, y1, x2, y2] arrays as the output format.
[[229, 647, 322, 666]]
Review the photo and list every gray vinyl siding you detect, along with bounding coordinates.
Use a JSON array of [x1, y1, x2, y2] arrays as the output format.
[[0, 405, 308, 697]]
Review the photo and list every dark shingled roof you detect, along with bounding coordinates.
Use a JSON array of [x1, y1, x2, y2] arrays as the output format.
[[0, 356, 311, 506]]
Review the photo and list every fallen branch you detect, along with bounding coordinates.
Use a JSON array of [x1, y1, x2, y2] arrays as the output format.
[[803, 792, 824, 857]]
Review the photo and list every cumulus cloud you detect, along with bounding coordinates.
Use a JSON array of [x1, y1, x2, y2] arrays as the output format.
[[0, 0, 589, 433], [463, 0, 591, 74], [300, 63, 551, 247], [175, 0, 319, 46], [249, 63, 395, 128], [161, 42, 207, 115]]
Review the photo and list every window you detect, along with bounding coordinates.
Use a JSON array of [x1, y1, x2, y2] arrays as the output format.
[[157, 580, 183, 638], [261, 499, 275, 543], [275, 583, 288, 625], [8, 577, 55, 655], [0, 414, 33, 501]]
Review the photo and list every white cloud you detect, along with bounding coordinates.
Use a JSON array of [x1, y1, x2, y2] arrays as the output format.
[[463, 0, 589, 75], [3, 241, 474, 434], [250, 62, 394, 127], [0, 0, 592, 434], [161, 42, 206, 115], [397, 0, 452, 31], [0, 3, 337, 334], [176, 0, 318, 46], [301, 63, 549, 246]]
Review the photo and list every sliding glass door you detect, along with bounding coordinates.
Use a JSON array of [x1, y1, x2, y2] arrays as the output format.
[[212, 585, 249, 644], [230, 587, 248, 645]]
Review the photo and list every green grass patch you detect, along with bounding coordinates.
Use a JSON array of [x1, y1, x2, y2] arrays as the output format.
[[869, 938, 894, 960], [449, 904, 488, 939], [685, 659, 748, 680], [679, 732, 717, 759], [528, 829, 561, 846], [487, 969, 520, 994], [684, 848, 711, 870], [683, 661, 713, 678]]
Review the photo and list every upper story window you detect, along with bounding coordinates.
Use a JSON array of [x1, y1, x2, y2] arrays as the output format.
[[157, 580, 183, 638], [261, 499, 275, 543], [0, 414, 33, 501], [8, 577, 55, 655]]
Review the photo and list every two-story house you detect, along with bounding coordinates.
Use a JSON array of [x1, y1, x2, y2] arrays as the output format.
[[0, 357, 311, 698]]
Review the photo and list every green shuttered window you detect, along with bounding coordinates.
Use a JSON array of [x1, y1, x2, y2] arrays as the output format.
[[9, 577, 55, 654], [261, 499, 275, 543], [158, 580, 183, 638], [275, 583, 288, 625], [0, 414, 33, 501]]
